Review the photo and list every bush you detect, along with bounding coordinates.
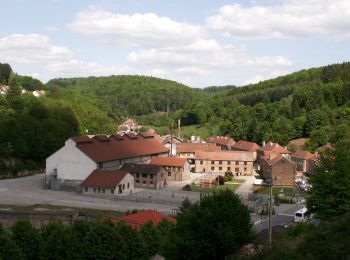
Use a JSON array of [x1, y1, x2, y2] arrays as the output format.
[[216, 176, 225, 185], [224, 171, 233, 181], [182, 184, 191, 191]]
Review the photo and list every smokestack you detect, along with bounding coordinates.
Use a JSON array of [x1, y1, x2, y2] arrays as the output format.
[[177, 119, 181, 138], [263, 141, 265, 146]]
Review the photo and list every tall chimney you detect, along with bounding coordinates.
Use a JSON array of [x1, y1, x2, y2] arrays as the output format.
[[177, 119, 181, 138]]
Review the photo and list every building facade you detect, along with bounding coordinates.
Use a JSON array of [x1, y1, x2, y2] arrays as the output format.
[[149, 157, 190, 181], [194, 151, 254, 175], [121, 163, 167, 189]]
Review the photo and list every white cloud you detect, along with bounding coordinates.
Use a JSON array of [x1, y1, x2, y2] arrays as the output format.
[[44, 26, 59, 32], [207, 0, 350, 39], [245, 70, 290, 85], [67, 6, 205, 47], [0, 34, 72, 64]]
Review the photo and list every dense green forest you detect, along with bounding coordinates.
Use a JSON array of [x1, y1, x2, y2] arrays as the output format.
[[1, 61, 350, 171]]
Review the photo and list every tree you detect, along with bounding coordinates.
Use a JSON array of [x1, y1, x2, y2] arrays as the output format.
[[307, 141, 350, 220], [139, 221, 161, 258], [11, 220, 41, 260], [162, 190, 254, 259], [0, 229, 24, 260]]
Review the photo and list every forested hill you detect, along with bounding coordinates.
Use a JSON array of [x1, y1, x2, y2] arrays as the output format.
[[196, 62, 350, 150], [47, 75, 206, 120]]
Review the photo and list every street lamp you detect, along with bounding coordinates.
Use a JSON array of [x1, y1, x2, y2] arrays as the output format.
[[265, 174, 274, 249]]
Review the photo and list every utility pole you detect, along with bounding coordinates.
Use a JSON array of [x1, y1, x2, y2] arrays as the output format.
[[268, 178, 273, 249], [169, 123, 173, 157]]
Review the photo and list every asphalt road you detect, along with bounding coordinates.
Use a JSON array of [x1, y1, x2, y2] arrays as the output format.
[[0, 174, 179, 214]]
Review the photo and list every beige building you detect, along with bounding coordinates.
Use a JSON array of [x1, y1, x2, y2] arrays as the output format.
[[81, 169, 134, 195], [194, 151, 254, 176], [121, 163, 167, 189], [149, 157, 190, 181], [176, 143, 221, 159]]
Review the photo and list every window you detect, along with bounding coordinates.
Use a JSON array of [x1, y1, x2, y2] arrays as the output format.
[[244, 162, 247, 165], [136, 173, 140, 178], [150, 175, 153, 179], [111, 189, 114, 194], [211, 166, 214, 171], [219, 167, 222, 171], [227, 167, 231, 171], [211, 161, 215, 165], [200, 160, 203, 165], [93, 187, 96, 193], [235, 161, 239, 165], [102, 188, 105, 194], [97, 162, 103, 169], [244, 167, 247, 171], [168, 172, 171, 177], [142, 173, 147, 178], [84, 187, 88, 192], [98, 187, 101, 193], [123, 184, 125, 190], [219, 161, 222, 165], [227, 161, 231, 165], [136, 180, 139, 183], [150, 181, 153, 184], [143, 180, 147, 184], [127, 183, 130, 189]]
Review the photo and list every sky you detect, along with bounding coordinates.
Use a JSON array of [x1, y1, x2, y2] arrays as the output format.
[[1, 0, 350, 88]]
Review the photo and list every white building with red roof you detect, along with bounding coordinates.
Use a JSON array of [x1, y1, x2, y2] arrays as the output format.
[[45, 133, 168, 191]]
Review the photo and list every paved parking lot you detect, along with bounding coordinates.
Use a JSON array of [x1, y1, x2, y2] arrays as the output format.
[[0, 175, 182, 214]]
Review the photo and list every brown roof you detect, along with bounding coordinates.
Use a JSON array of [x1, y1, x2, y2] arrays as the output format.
[[81, 169, 129, 188], [73, 134, 168, 163], [176, 143, 221, 153], [264, 155, 295, 167], [258, 142, 290, 154], [233, 140, 260, 152], [209, 136, 235, 147], [291, 150, 315, 160], [120, 163, 164, 175], [195, 151, 254, 161], [149, 157, 188, 167]]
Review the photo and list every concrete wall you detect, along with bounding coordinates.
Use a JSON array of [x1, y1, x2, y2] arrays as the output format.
[[46, 139, 96, 182], [195, 159, 254, 175], [165, 161, 191, 181], [0, 210, 79, 229], [133, 168, 167, 189]]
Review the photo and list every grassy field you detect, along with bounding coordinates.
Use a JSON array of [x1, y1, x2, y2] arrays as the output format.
[[0, 204, 124, 216], [190, 183, 241, 193], [259, 186, 295, 197]]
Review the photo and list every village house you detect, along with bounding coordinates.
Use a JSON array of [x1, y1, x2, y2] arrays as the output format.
[[162, 135, 183, 156], [117, 118, 139, 134], [290, 150, 319, 173], [232, 140, 260, 160], [149, 157, 190, 181], [45, 133, 168, 191], [81, 169, 134, 195], [209, 136, 235, 150], [257, 141, 290, 160], [110, 210, 176, 230], [120, 163, 167, 189], [194, 151, 255, 175], [176, 143, 221, 160], [259, 155, 296, 186]]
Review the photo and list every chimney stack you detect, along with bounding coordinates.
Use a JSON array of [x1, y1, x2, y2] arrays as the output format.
[[177, 119, 181, 138]]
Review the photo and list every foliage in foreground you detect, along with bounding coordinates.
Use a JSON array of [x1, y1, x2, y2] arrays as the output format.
[[162, 190, 254, 260]]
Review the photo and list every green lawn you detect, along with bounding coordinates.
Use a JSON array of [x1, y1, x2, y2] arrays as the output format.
[[227, 179, 246, 184], [259, 186, 295, 197], [190, 183, 240, 193]]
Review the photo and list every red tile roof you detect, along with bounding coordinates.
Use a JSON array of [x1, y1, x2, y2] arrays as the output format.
[[195, 151, 254, 161], [291, 150, 315, 160], [149, 157, 188, 167], [209, 136, 235, 147], [73, 134, 169, 163], [81, 169, 129, 188], [258, 142, 290, 154], [264, 155, 295, 167], [176, 143, 221, 153], [111, 210, 176, 229], [233, 140, 260, 152]]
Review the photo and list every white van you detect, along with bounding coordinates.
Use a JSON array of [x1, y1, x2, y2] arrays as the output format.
[[294, 207, 311, 223]]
